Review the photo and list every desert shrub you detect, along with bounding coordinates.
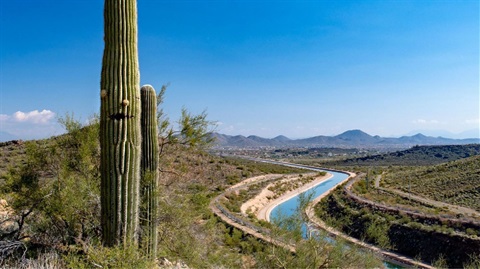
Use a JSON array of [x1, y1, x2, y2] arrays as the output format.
[[1, 116, 101, 262], [365, 219, 391, 248], [464, 254, 480, 269], [65, 244, 155, 269]]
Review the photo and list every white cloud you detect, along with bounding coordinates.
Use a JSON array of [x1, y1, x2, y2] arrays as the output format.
[[0, 110, 61, 141], [11, 110, 56, 124]]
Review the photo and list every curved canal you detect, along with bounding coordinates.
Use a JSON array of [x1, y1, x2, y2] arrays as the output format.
[[257, 160, 402, 268]]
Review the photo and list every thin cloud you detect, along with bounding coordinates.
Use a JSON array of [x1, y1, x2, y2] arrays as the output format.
[[0, 114, 9, 121], [465, 118, 479, 124], [413, 119, 440, 125]]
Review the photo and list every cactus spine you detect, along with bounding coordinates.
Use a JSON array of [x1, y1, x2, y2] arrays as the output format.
[[100, 0, 141, 246], [140, 85, 159, 257]]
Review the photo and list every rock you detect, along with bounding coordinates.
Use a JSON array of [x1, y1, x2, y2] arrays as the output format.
[[157, 258, 190, 269], [0, 199, 18, 236]]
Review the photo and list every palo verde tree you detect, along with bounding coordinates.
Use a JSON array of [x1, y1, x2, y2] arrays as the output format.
[[100, 0, 141, 246]]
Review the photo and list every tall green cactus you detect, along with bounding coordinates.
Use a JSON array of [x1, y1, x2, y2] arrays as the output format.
[[140, 85, 159, 257], [100, 0, 141, 246]]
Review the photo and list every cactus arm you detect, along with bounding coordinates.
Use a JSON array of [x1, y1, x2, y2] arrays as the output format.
[[140, 84, 159, 258]]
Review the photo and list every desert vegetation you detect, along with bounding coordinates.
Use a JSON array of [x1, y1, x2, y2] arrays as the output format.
[[292, 144, 480, 167], [382, 156, 480, 211], [0, 118, 289, 267], [0, 118, 385, 268]]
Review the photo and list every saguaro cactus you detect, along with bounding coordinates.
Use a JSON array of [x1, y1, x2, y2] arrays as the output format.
[[140, 85, 159, 257], [100, 0, 141, 246]]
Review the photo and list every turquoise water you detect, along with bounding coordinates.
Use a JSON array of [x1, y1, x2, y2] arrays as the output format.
[[271, 170, 348, 219], [270, 170, 347, 238], [269, 168, 401, 268]]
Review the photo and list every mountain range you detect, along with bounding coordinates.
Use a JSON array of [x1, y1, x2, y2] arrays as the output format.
[[210, 129, 480, 149]]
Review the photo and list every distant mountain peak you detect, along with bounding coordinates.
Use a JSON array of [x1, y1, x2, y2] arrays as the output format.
[[335, 129, 373, 141], [337, 129, 370, 136], [273, 135, 291, 142], [412, 133, 427, 138]]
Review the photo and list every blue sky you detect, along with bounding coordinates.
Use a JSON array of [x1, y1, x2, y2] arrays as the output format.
[[1, 0, 479, 141]]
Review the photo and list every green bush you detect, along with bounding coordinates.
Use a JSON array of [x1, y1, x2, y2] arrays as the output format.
[[1, 116, 101, 253], [65, 244, 155, 269]]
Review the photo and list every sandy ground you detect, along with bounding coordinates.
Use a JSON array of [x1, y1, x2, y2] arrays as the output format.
[[240, 186, 275, 216], [240, 173, 333, 222], [239, 174, 309, 216], [230, 174, 283, 189]]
